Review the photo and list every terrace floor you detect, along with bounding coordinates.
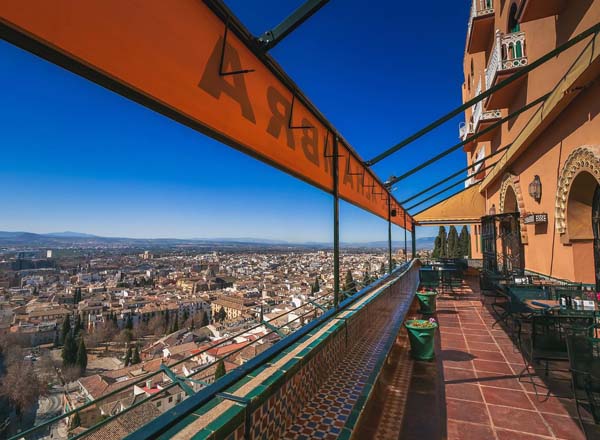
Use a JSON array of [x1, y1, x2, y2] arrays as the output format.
[[436, 276, 600, 440]]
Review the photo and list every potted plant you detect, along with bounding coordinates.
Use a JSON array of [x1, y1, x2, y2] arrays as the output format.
[[405, 317, 438, 360], [416, 288, 438, 314]]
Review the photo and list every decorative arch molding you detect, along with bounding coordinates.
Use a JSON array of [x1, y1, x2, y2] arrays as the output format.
[[555, 146, 600, 236], [499, 173, 528, 244]]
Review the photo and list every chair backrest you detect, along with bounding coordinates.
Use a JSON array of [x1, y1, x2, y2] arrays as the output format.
[[535, 316, 595, 355]]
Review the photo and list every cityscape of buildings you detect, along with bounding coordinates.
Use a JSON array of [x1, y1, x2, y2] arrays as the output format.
[[0, 240, 428, 437]]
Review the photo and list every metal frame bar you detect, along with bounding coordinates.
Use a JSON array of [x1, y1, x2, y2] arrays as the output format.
[[386, 94, 548, 187], [257, 0, 331, 51], [333, 135, 340, 309], [366, 22, 600, 166], [400, 144, 511, 205]]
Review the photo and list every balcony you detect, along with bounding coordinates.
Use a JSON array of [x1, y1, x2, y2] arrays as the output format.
[[520, 0, 566, 23], [485, 30, 529, 108], [466, 0, 495, 54], [462, 78, 501, 150]]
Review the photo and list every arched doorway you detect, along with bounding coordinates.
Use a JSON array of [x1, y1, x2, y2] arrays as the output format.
[[504, 185, 518, 214], [566, 171, 600, 284]]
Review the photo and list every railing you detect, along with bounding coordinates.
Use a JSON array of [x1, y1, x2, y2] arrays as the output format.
[[467, 0, 494, 42], [10, 262, 414, 440], [127, 260, 419, 440], [486, 30, 528, 90], [472, 77, 483, 130], [459, 121, 473, 141]]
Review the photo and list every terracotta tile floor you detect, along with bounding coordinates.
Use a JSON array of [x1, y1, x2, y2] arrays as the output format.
[[438, 276, 600, 440]]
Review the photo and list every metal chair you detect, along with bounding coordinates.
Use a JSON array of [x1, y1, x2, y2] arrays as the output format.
[[566, 327, 600, 426]]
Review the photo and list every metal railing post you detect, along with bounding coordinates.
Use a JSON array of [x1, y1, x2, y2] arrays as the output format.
[[412, 221, 417, 260], [333, 136, 340, 309], [404, 211, 408, 262], [388, 197, 393, 274]]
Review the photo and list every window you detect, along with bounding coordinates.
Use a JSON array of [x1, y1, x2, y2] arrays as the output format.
[[508, 3, 520, 33], [156, 401, 162, 408], [168, 396, 173, 403]]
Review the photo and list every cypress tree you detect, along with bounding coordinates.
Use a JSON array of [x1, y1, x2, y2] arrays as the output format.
[[61, 315, 71, 343], [62, 332, 77, 366], [218, 306, 226, 322], [312, 276, 320, 294], [124, 345, 132, 367], [131, 345, 141, 365], [76, 337, 88, 373], [214, 359, 226, 380], [344, 269, 356, 294], [190, 317, 195, 330], [74, 314, 82, 336], [459, 226, 471, 258], [448, 226, 459, 258], [439, 226, 448, 258], [432, 236, 442, 259], [380, 262, 386, 274], [125, 315, 133, 330]]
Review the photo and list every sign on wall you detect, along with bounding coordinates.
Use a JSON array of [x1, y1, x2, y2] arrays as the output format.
[[0, 0, 412, 230]]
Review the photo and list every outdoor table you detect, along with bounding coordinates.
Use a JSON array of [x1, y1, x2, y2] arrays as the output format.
[[523, 299, 598, 318]]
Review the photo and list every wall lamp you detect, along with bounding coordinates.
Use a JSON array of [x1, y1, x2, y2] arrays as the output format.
[[528, 175, 542, 202]]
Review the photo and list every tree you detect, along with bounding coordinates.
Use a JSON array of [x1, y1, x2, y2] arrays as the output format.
[[343, 269, 356, 294], [0, 361, 45, 421], [459, 226, 471, 258], [189, 317, 195, 330], [61, 315, 71, 343], [76, 337, 88, 373], [164, 310, 170, 327], [200, 310, 210, 327], [62, 332, 77, 367], [447, 226, 460, 258], [131, 345, 141, 365], [432, 226, 447, 259], [214, 359, 226, 380], [311, 276, 320, 294], [172, 315, 179, 333], [379, 262, 386, 274], [69, 412, 81, 430], [124, 345, 132, 367], [125, 315, 133, 331], [217, 306, 227, 323], [74, 314, 82, 336]]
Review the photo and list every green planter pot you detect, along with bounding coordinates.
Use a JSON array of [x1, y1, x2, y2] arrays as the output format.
[[416, 290, 438, 314], [405, 320, 438, 361]]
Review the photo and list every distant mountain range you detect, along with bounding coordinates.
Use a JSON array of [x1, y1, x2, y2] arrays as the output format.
[[0, 231, 435, 250]]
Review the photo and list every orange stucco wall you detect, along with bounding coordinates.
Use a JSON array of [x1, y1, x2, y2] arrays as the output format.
[[462, 0, 600, 282]]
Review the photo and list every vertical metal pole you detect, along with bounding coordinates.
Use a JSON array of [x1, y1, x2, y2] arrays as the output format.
[[333, 136, 340, 309], [412, 221, 417, 260], [388, 197, 393, 274], [404, 211, 408, 262]]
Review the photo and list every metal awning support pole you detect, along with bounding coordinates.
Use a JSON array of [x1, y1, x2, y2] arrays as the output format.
[[333, 136, 340, 309], [404, 211, 408, 262], [257, 0, 330, 51], [388, 197, 393, 274], [411, 221, 417, 260]]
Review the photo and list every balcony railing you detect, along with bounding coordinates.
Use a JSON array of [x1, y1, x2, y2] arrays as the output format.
[[485, 30, 528, 90], [466, 0, 495, 53], [459, 121, 474, 141]]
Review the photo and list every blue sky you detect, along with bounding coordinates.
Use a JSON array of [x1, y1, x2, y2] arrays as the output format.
[[0, 1, 469, 243]]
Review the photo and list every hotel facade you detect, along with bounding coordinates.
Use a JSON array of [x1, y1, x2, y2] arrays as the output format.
[[416, 0, 600, 286]]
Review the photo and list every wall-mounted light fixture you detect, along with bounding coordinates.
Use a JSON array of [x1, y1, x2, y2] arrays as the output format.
[[528, 175, 542, 202], [489, 204, 496, 216]]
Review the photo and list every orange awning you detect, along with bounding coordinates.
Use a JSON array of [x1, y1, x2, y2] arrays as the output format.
[[414, 185, 485, 226]]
